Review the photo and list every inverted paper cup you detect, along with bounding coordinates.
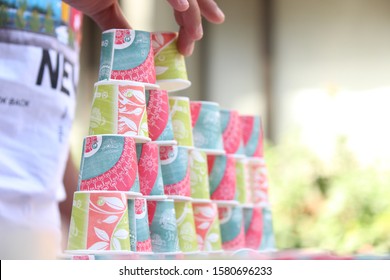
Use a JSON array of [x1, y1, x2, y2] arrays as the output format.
[[260, 206, 276, 251], [136, 142, 165, 197], [192, 201, 223, 252], [98, 29, 158, 89], [240, 115, 264, 158], [190, 101, 225, 153], [67, 191, 132, 252], [89, 80, 150, 142], [169, 96, 194, 147], [174, 201, 199, 252], [220, 109, 245, 155], [235, 157, 252, 205], [243, 206, 263, 250], [189, 149, 211, 200], [248, 158, 269, 206], [159, 145, 191, 198], [78, 135, 140, 195], [217, 205, 245, 251], [134, 198, 152, 252], [147, 199, 180, 253], [145, 89, 175, 143], [151, 32, 191, 92], [207, 154, 237, 201]]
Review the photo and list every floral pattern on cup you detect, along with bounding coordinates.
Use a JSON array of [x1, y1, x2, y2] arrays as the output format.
[[67, 192, 131, 251], [78, 135, 140, 193], [174, 201, 199, 252], [218, 205, 245, 251], [147, 200, 180, 253], [207, 154, 237, 201], [243, 206, 263, 250], [240, 115, 264, 158], [169, 97, 194, 147], [99, 29, 156, 86], [190, 101, 224, 151], [220, 109, 245, 155], [151, 32, 190, 91], [189, 149, 211, 200], [145, 89, 175, 141], [192, 202, 222, 252]]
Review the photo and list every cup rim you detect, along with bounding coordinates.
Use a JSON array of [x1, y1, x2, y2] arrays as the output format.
[[95, 79, 146, 88], [102, 28, 150, 34]]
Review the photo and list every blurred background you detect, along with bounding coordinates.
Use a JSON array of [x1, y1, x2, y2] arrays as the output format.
[[71, 0, 390, 255]]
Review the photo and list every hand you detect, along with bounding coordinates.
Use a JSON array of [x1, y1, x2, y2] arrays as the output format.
[[63, 0, 130, 30], [167, 0, 225, 56]]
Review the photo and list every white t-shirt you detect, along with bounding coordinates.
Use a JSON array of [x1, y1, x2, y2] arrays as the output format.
[[0, 2, 82, 227]]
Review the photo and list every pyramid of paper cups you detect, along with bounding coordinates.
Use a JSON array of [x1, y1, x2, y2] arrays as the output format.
[[65, 29, 275, 259]]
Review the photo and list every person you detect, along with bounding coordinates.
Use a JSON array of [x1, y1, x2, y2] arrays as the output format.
[[0, 0, 224, 259]]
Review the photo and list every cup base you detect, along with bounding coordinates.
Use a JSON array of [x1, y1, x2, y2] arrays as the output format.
[[143, 195, 168, 201], [157, 79, 191, 92], [152, 140, 178, 146], [213, 200, 240, 206], [166, 195, 193, 201]]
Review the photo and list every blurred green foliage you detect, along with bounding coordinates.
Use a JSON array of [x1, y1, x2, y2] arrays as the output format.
[[265, 132, 390, 254]]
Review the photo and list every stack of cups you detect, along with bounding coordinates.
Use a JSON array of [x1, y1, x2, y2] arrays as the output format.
[[146, 31, 199, 256], [240, 115, 275, 251], [67, 29, 165, 256]]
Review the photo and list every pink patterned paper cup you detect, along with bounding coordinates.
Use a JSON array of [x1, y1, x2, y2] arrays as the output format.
[[207, 154, 237, 201], [134, 198, 153, 252], [145, 89, 175, 142], [67, 191, 132, 252], [217, 204, 245, 251], [190, 101, 225, 153], [243, 206, 263, 250], [135, 142, 165, 197], [78, 135, 140, 195], [98, 29, 158, 89], [89, 80, 150, 142], [151, 32, 191, 92], [240, 115, 264, 158], [248, 157, 270, 206], [192, 201, 223, 252], [159, 145, 191, 199], [220, 109, 245, 155]]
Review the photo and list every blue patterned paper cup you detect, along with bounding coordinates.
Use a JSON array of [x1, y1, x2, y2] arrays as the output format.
[[147, 199, 180, 253]]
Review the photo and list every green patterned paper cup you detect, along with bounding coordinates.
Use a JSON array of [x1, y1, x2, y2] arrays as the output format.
[[168, 96, 194, 147], [189, 149, 211, 200], [67, 191, 132, 252], [89, 80, 150, 143], [235, 157, 252, 205], [174, 201, 199, 252], [151, 32, 191, 92]]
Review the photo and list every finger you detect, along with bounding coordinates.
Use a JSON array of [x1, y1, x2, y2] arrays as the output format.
[[198, 0, 225, 23], [180, 0, 203, 40], [166, 0, 190, 12], [177, 26, 195, 56]]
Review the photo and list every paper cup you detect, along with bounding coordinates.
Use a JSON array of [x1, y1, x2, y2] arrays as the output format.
[[189, 149, 211, 200], [260, 206, 276, 251], [151, 32, 191, 92], [235, 157, 252, 205], [145, 89, 175, 142], [192, 201, 223, 252], [220, 109, 245, 155], [207, 154, 237, 201], [169, 96, 194, 147], [136, 142, 165, 196], [98, 29, 158, 89], [159, 145, 191, 198], [217, 205, 245, 251], [89, 80, 150, 142], [240, 115, 264, 158], [248, 158, 269, 205], [147, 199, 180, 253], [243, 206, 263, 250], [67, 191, 132, 252], [190, 101, 225, 153], [134, 198, 152, 252], [174, 201, 199, 252], [78, 135, 140, 195]]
